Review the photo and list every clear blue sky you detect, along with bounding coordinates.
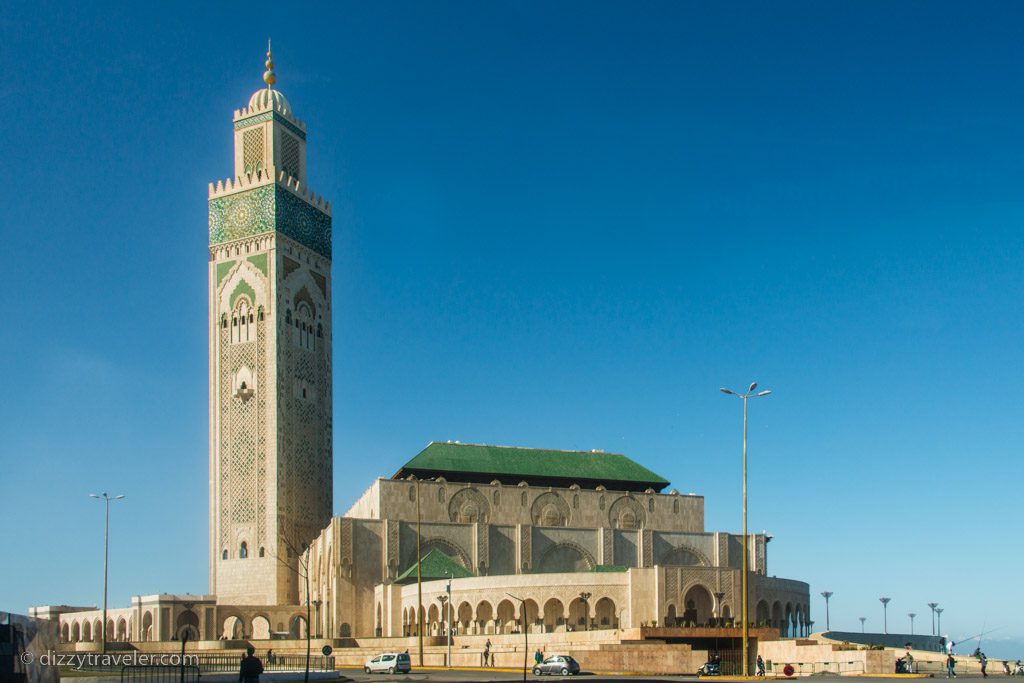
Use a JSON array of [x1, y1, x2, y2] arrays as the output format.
[[2, 0, 1022, 657]]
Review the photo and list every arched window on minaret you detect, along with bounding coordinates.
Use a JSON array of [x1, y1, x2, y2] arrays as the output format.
[[295, 302, 314, 351], [231, 299, 254, 344], [239, 542, 248, 559]]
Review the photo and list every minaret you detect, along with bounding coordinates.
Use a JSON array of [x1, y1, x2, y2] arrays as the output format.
[[208, 46, 333, 606]]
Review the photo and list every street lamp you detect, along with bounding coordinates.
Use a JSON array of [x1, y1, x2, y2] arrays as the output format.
[[506, 593, 529, 683], [908, 613, 916, 635], [720, 382, 772, 677], [820, 592, 833, 631], [90, 492, 125, 653], [445, 572, 453, 666], [927, 603, 939, 636], [436, 595, 450, 667], [935, 608, 943, 635], [578, 592, 592, 631], [879, 597, 891, 634], [859, 617, 866, 633], [713, 592, 725, 623]]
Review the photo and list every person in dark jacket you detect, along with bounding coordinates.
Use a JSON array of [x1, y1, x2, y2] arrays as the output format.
[[240, 646, 264, 683]]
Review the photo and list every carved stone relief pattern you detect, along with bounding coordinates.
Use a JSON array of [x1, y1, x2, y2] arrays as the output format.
[[447, 487, 490, 524]]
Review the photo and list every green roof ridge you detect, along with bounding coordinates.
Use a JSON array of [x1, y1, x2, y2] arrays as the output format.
[[398, 442, 669, 488], [395, 549, 475, 583]]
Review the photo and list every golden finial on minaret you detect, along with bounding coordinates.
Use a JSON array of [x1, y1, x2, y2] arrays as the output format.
[[263, 39, 276, 88]]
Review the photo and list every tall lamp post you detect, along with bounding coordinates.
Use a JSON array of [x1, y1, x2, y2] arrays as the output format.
[[859, 617, 866, 633], [820, 592, 833, 631], [90, 492, 125, 653], [879, 597, 891, 634], [713, 592, 725, 623], [506, 593, 528, 683], [908, 613, 916, 635], [927, 603, 939, 636], [935, 608, 943, 636], [437, 595, 449, 667], [720, 382, 772, 677], [578, 592, 592, 631]]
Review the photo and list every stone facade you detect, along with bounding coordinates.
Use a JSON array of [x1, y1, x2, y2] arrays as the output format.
[[304, 472, 809, 640]]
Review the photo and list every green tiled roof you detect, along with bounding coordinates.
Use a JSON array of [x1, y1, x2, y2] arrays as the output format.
[[394, 442, 669, 491], [395, 549, 475, 584], [592, 565, 629, 573]]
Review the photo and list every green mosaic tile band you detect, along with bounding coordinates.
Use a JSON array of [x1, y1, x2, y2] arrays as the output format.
[[234, 111, 307, 140], [209, 185, 331, 258]]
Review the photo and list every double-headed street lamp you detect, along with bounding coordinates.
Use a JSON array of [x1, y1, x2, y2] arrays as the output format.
[[879, 597, 891, 634], [928, 603, 939, 635], [578, 592, 592, 631], [90, 492, 125, 653], [506, 593, 528, 683], [821, 592, 834, 631], [720, 382, 771, 677]]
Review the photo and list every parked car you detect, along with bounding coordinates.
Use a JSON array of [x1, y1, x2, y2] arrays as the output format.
[[533, 655, 581, 676], [365, 652, 411, 674]]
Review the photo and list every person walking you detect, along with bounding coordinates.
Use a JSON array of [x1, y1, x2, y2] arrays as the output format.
[[946, 653, 957, 679], [980, 652, 988, 678], [756, 655, 766, 676], [483, 640, 491, 667], [239, 646, 264, 683]]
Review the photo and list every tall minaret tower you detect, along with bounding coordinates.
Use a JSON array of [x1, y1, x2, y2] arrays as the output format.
[[208, 46, 333, 606]]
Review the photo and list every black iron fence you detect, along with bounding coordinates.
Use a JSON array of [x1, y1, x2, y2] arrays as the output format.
[[120, 665, 200, 683]]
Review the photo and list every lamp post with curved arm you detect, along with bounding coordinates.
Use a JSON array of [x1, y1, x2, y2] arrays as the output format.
[[720, 382, 772, 676]]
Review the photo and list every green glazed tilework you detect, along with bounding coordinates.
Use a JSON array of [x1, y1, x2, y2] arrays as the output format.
[[229, 279, 256, 309], [216, 260, 236, 286], [209, 185, 331, 258], [234, 111, 307, 140], [247, 253, 268, 276]]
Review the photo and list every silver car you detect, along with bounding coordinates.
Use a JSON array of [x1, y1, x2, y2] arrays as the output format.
[[533, 655, 581, 676]]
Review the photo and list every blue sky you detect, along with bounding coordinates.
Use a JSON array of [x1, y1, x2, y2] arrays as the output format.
[[1, 0, 1022, 657]]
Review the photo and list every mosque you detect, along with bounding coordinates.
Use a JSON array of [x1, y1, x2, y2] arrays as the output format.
[[32, 50, 811, 663]]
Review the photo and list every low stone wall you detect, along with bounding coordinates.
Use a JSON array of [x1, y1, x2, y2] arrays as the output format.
[[758, 639, 890, 675]]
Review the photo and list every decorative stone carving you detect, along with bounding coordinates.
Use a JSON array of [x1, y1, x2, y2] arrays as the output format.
[[531, 492, 570, 527], [448, 487, 490, 524], [608, 495, 646, 530]]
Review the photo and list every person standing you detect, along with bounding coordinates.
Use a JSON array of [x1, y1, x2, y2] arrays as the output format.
[[946, 654, 957, 679], [483, 640, 491, 667], [535, 649, 543, 667], [239, 646, 264, 683]]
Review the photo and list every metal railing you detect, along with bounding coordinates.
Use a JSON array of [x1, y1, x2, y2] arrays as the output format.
[[120, 665, 200, 683], [765, 659, 867, 675]]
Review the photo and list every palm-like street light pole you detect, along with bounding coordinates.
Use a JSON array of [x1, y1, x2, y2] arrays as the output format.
[[821, 592, 833, 631], [928, 603, 939, 635], [880, 597, 891, 634], [909, 613, 916, 635], [936, 607, 944, 635], [90, 492, 125, 653], [720, 382, 772, 676], [859, 617, 866, 633]]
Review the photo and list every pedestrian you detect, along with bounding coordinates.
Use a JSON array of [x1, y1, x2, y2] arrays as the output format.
[[980, 652, 987, 678], [1003, 661, 1011, 675], [946, 654, 957, 679], [239, 646, 264, 683], [484, 639, 492, 667], [535, 649, 543, 666], [756, 655, 766, 677]]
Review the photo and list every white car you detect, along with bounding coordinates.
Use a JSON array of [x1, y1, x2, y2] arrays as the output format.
[[365, 652, 411, 674]]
